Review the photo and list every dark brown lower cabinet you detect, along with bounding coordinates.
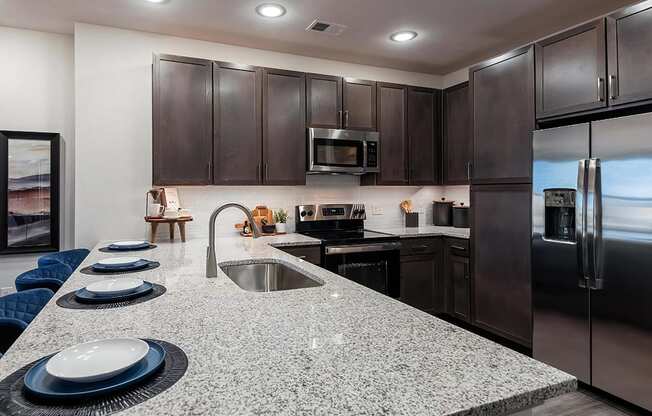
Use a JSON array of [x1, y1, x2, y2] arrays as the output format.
[[399, 238, 444, 314], [471, 184, 532, 347], [445, 238, 471, 322], [276, 245, 321, 266]]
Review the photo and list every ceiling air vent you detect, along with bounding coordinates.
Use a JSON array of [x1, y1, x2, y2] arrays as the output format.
[[306, 19, 347, 36]]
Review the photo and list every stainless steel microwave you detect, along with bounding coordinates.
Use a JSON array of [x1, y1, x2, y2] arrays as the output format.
[[307, 128, 379, 175]]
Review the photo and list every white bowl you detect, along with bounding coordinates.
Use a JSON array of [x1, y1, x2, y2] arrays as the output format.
[[110, 240, 148, 247], [45, 338, 150, 383], [85, 278, 144, 296], [96, 257, 142, 267]]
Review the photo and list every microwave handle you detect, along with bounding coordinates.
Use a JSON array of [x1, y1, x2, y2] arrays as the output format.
[[363, 141, 368, 169]]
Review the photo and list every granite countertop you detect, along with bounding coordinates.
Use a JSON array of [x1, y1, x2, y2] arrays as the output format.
[[0, 235, 573, 415], [369, 225, 471, 239]]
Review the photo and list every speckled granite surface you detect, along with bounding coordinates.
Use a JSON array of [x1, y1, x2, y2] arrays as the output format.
[[0, 235, 573, 415], [369, 225, 471, 239]]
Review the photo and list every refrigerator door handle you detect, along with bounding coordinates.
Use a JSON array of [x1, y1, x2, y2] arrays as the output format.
[[589, 158, 604, 290], [577, 159, 589, 288]]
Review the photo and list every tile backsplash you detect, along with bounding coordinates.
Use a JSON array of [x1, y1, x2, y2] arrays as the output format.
[[164, 176, 469, 240]]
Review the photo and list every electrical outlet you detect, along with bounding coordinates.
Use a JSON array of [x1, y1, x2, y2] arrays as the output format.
[[372, 206, 384, 215]]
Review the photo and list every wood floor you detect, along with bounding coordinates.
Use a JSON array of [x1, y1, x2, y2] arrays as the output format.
[[533, 389, 649, 416]]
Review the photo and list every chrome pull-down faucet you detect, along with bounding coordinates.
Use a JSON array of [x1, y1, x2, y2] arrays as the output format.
[[206, 203, 261, 278]]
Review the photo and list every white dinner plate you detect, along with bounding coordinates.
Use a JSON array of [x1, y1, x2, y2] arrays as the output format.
[[45, 338, 150, 383], [110, 241, 148, 248], [96, 257, 142, 267], [85, 278, 144, 296]]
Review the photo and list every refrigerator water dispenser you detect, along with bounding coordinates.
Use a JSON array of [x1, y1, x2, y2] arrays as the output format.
[[544, 188, 576, 242]]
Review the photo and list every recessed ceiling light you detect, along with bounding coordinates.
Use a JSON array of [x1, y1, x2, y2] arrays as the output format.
[[390, 31, 418, 42], [256, 3, 286, 18], [145, 0, 167, 3]]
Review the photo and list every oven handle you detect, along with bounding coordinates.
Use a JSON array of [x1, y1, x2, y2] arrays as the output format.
[[324, 242, 401, 256]]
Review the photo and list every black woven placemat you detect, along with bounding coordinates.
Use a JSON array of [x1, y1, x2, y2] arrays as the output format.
[[98, 244, 157, 253], [56, 284, 166, 310], [0, 339, 187, 416], [79, 261, 160, 276]]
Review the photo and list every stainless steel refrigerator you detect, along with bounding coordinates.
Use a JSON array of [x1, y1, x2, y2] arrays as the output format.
[[532, 112, 652, 411]]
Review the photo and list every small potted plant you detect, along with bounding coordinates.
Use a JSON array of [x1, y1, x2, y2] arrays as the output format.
[[274, 209, 288, 234]]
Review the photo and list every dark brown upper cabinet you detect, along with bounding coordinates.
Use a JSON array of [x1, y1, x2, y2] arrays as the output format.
[[152, 54, 212, 186], [408, 87, 440, 185], [213, 62, 263, 185], [306, 73, 342, 129], [375, 82, 408, 185], [536, 19, 607, 119], [607, 2, 652, 108], [443, 82, 472, 185], [262, 68, 306, 185], [343, 78, 377, 131], [471, 183, 532, 347], [470, 45, 535, 184]]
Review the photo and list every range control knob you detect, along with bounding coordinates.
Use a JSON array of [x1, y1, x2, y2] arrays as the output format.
[[300, 210, 307, 217], [307, 210, 314, 216]]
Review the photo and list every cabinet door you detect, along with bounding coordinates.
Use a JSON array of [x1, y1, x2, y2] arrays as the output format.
[[343, 78, 377, 131], [471, 45, 534, 184], [400, 253, 443, 314], [535, 19, 607, 119], [262, 68, 306, 185], [306, 73, 342, 129], [450, 254, 471, 322], [443, 82, 472, 185], [153, 55, 212, 185], [213, 62, 262, 185], [471, 184, 532, 346], [408, 87, 440, 185], [607, 3, 652, 107], [376, 83, 408, 185]]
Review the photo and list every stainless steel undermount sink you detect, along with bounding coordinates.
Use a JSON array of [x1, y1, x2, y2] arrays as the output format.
[[220, 261, 323, 292]]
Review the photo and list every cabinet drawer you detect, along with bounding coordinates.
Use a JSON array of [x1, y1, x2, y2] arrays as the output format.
[[446, 238, 470, 257], [400, 238, 442, 256], [277, 245, 321, 265]]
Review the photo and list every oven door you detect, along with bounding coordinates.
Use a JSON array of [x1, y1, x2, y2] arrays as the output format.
[[323, 242, 400, 298]]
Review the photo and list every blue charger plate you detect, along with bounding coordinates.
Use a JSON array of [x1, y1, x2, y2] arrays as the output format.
[[107, 242, 151, 251], [23, 340, 166, 401], [91, 259, 150, 272], [75, 282, 154, 304]]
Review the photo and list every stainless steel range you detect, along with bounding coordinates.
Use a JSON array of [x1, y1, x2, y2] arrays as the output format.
[[295, 204, 400, 298]]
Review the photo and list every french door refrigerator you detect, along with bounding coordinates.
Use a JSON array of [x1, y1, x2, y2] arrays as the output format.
[[532, 112, 652, 411]]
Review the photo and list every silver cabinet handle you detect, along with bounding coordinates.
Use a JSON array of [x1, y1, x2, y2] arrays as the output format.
[[450, 245, 466, 251], [256, 164, 261, 182], [337, 110, 343, 128], [588, 158, 603, 290], [344, 110, 350, 128], [597, 78, 605, 102], [577, 159, 589, 288], [608, 75, 618, 100], [466, 162, 472, 181]]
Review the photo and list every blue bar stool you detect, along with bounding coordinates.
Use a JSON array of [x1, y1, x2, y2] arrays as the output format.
[[37, 248, 90, 272], [0, 288, 54, 354], [15, 263, 73, 292]]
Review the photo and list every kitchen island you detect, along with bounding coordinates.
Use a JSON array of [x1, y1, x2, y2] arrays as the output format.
[[0, 235, 574, 415]]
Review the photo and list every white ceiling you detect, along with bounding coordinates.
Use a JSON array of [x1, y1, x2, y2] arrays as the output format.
[[0, 0, 637, 74]]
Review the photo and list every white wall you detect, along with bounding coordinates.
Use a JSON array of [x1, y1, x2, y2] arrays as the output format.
[[74, 23, 464, 247], [0, 26, 75, 289]]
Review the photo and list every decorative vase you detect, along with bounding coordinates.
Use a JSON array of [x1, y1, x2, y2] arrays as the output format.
[[276, 223, 287, 234]]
